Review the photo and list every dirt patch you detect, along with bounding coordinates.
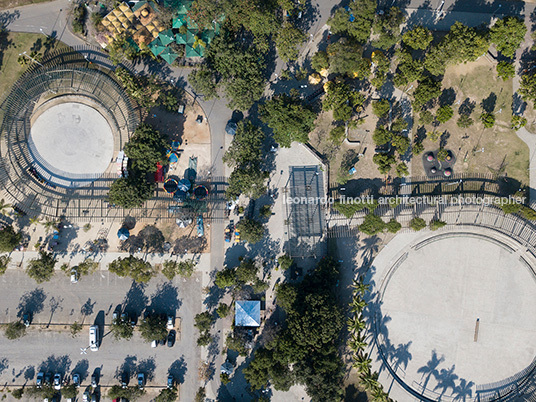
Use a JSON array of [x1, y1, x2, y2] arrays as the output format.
[[412, 56, 529, 184]]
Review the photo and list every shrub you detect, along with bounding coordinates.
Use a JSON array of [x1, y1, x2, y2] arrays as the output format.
[[457, 115, 474, 128], [26, 251, 56, 283], [429, 219, 447, 231], [437, 148, 449, 161], [396, 162, 409, 177], [4, 321, 26, 340], [216, 303, 231, 318], [220, 373, 231, 385], [413, 142, 424, 155], [385, 219, 402, 233], [511, 115, 527, 130], [410, 217, 426, 231], [359, 214, 385, 235]]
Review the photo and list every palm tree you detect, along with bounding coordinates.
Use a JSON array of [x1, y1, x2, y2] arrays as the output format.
[[348, 334, 368, 351], [360, 370, 379, 392], [0, 199, 12, 215], [372, 386, 389, 401], [352, 277, 370, 295], [350, 297, 368, 314], [42, 219, 58, 233], [354, 353, 372, 373]]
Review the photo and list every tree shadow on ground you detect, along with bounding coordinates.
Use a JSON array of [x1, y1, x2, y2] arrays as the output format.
[[481, 93, 497, 113], [115, 355, 137, 381], [72, 359, 89, 382], [23, 366, 35, 382], [168, 356, 187, 384], [80, 298, 96, 317], [148, 281, 181, 314], [137, 357, 156, 381], [122, 281, 148, 317], [17, 288, 47, 318], [38, 355, 71, 377]]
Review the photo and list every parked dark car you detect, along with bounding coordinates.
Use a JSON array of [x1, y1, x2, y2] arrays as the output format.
[[167, 330, 176, 347], [72, 373, 80, 388], [167, 375, 173, 389], [137, 373, 145, 390]]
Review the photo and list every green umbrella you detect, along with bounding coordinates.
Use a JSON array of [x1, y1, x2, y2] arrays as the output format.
[[148, 37, 166, 57], [172, 14, 187, 29], [175, 33, 187, 45], [175, 0, 193, 14], [185, 43, 204, 58], [158, 29, 175, 46], [160, 47, 179, 64], [200, 29, 214, 44]]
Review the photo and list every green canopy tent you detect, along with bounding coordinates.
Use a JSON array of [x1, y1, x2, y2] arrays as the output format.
[[160, 47, 179, 64], [185, 43, 204, 58], [158, 28, 175, 45], [175, 0, 193, 14], [200, 29, 214, 44], [148, 37, 166, 57], [175, 29, 196, 45], [172, 14, 187, 29]]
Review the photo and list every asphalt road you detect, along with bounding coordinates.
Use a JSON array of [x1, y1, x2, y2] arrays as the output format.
[[0, 270, 201, 401]]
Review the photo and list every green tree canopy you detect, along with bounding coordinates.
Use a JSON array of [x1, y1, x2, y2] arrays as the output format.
[[372, 99, 390, 118], [223, 121, 264, 167], [260, 92, 317, 147], [110, 316, 134, 340], [424, 22, 489, 76], [519, 72, 536, 105], [226, 166, 268, 200], [413, 77, 442, 109], [323, 81, 364, 121], [108, 385, 146, 401], [410, 217, 426, 231], [275, 22, 305, 62], [235, 259, 259, 284], [108, 176, 154, 209], [311, 50, 329, 72], [108, 256, 154, 283], [372, 6, 405, 50], [188, 66, 219, 100], [490, 16, 526, 58], [236, 218, 265, 244], [359, 213, 385, 235], [402, 26, 433, 49], [215, 268, 236, 288], [327, 41, 370, 78], [0, 225, 21, 253], [139, 314, 167, 342], [26, 251, 56, 283], [124, 124, 168, 174], [436, 105, 454, 123], [496, 60, 515, 80], [194, 311, 214, 333], [328, 0, 376, 43], [154, 387, 178, 402], [4, 321, 26, 340]]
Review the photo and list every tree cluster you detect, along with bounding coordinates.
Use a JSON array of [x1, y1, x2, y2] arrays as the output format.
[[0, 224, 21, 253], [244, 258, 345, 401], [224, 121, 268, 200], [139, 314, 167, 343], [162, 259, 197, 280], [260, 91, 317, 147], [108, 256, 155, 283], [323, 80, 365, 122]]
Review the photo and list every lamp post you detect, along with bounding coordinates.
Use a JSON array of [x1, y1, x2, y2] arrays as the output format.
[[19, 51, 44, 67]]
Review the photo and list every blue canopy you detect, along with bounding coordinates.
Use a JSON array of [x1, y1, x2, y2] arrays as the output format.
[[117, 227, 130, 241], [235, 300, 261, 327], [178, 179, 191, 192]]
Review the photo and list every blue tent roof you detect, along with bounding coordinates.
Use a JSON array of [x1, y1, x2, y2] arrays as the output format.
[[117, 227, 130, 240], [235, 300, 261, 327]]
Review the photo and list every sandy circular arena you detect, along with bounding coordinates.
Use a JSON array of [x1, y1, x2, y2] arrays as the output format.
[[28, 102, 115, 187]]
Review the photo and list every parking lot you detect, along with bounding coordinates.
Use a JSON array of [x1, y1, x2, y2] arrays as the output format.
[[0, 269, 202, 400]]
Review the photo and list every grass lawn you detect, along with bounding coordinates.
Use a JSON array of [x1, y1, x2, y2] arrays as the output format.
[[0, 32, 71, 101], [0, 0, 50, 9], [411, 56, 529, 185]]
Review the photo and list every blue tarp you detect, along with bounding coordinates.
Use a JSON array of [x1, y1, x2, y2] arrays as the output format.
[[235, 300, 261, 327]]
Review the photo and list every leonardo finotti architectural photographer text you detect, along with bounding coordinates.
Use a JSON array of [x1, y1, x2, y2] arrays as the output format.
[[284, 195, 526, 206]]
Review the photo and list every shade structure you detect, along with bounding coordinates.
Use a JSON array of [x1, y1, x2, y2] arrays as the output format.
[[235, 300, 261, 327], [177, 178, 191, 192], [164, 178, 179, 193], [158, 28, 175, 45], [117, 227, 130, 241], [194, 185, 208, 200], [172, 14, 187, 28], [160, 47, 179, 64], [175, 32, 187, 45], [186, 43, 204, 58], [149, 37, 166, 56]]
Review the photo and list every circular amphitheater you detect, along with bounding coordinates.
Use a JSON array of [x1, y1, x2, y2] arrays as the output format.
[[369, 226, 536, 402], [0, 59, 139, 218]]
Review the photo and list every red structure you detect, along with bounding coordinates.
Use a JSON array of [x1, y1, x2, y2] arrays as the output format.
[[155, 162, 164, 183]]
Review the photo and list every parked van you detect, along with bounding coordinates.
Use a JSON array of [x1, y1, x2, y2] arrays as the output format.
[[89, 325, 99, 351]]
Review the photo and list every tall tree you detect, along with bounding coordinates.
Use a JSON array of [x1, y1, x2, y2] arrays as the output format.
[[402, 26, 432, 49], [275, 22, 305, 62], [489, 16, 526, 58], [260, 92, 317, 147], [124, 124, 168, 174], [223, 121, 264, 167]]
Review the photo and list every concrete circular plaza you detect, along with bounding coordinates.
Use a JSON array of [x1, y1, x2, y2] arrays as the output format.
[[370, 228, 536, 401], [28, 102, 115, 187]]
